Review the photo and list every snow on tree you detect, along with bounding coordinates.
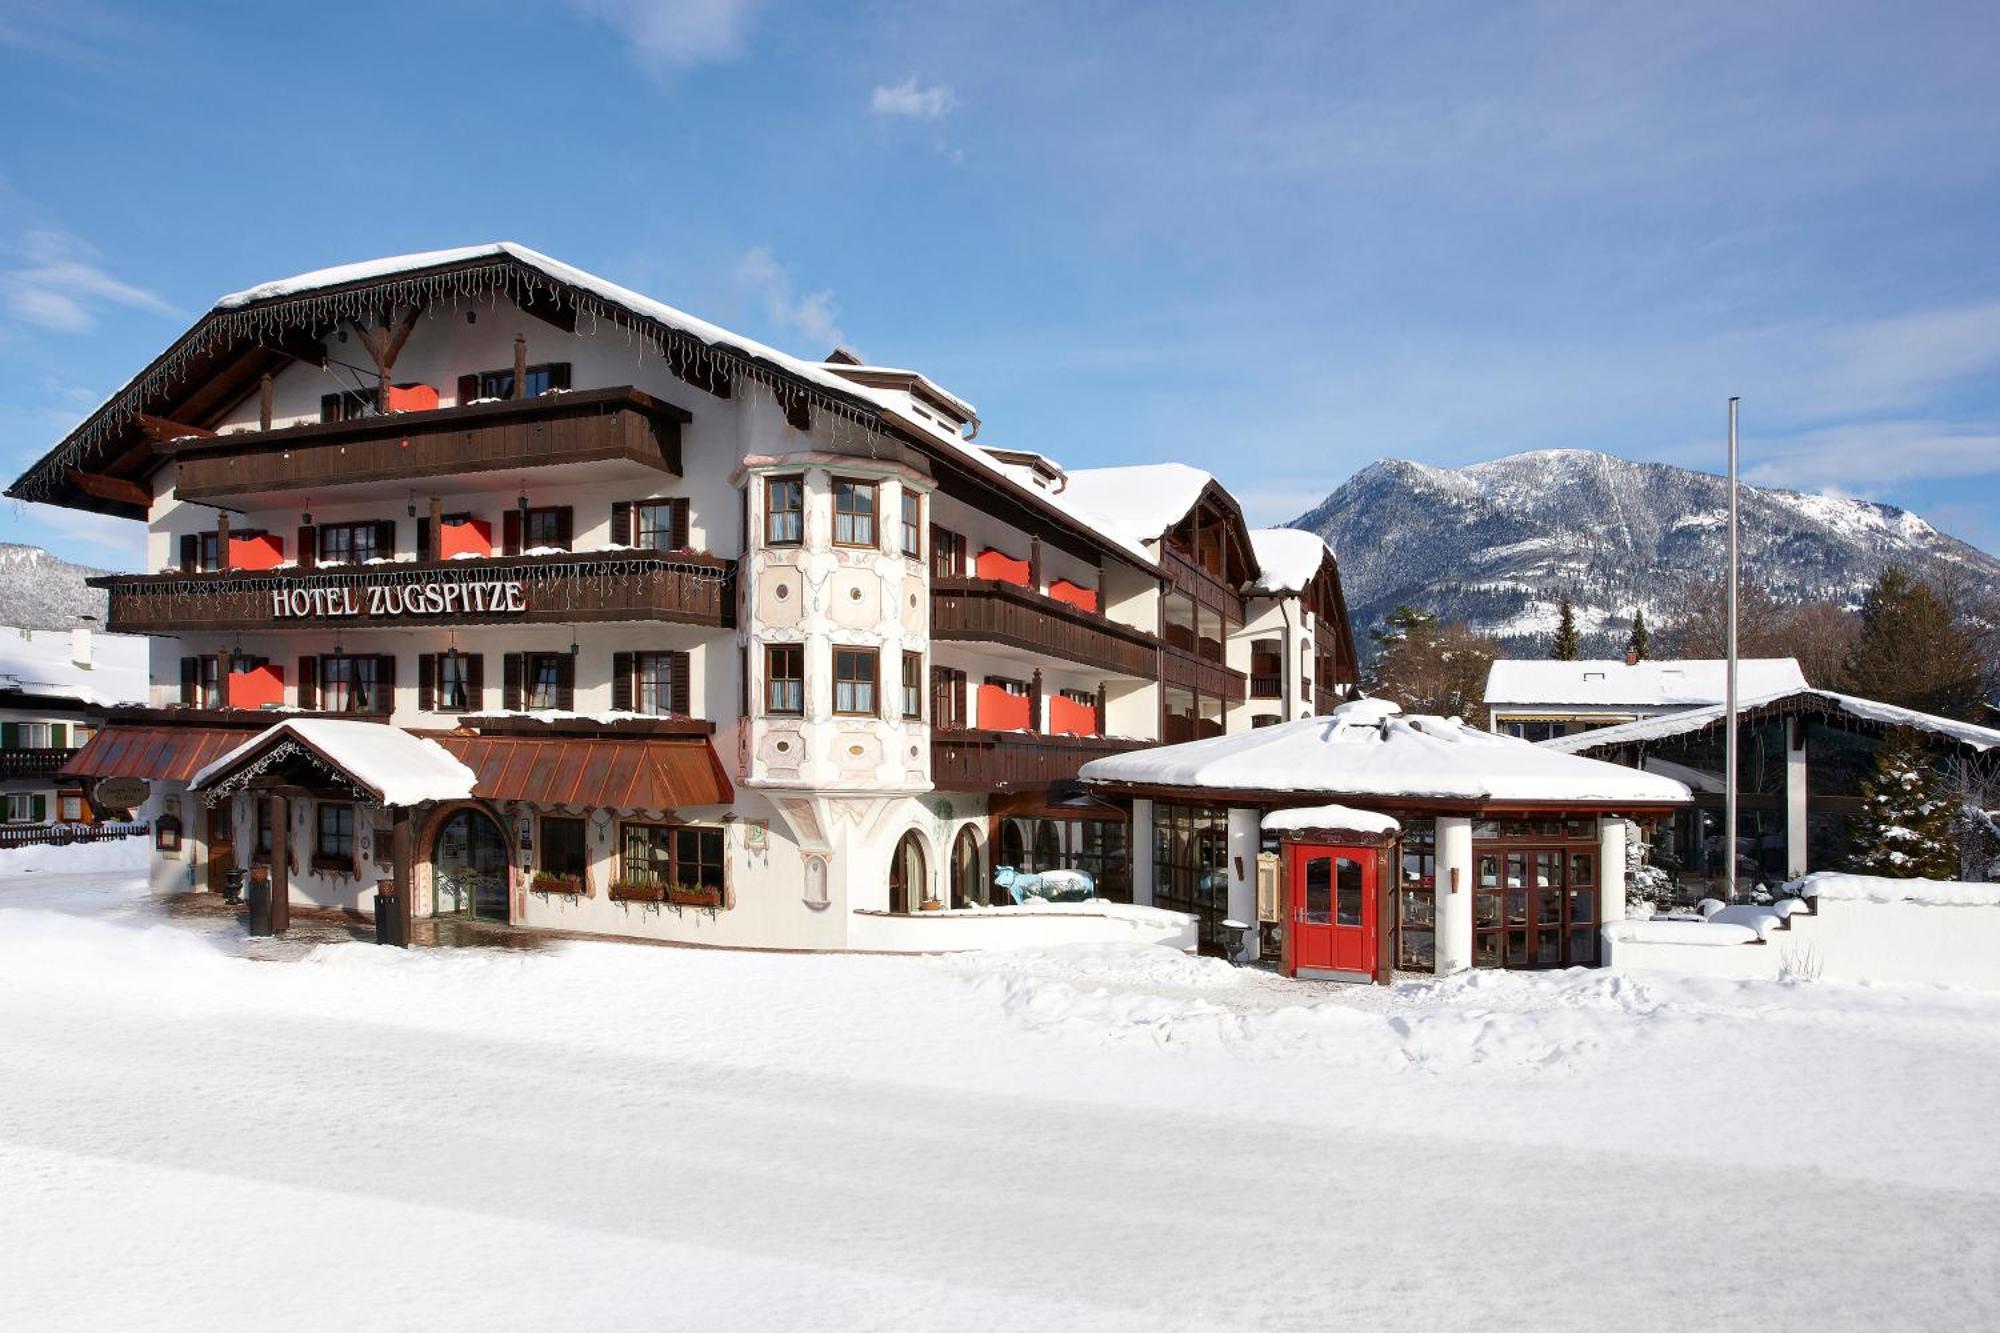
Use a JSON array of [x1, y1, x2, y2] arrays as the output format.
[[1848, 727, 1959, 879], [1550, 596, 1580, 661], [1626, 609, 1649, 661]]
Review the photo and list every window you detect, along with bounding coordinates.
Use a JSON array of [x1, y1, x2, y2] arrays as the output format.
[[437, 653, 471, 711], [6, 793, 36, 823], [1503, 720, 1564, 742], [1398, 817, 1438, 972], [901, 652, 923, 720], [522, 507, 568, 551], [900, 489, 922, 558], [320, 656, 385, 714], [525, 653, 564, 711], [930, 526, 965, 579], [634, 652, 682, 716], [765, 476, 804, 546], [71, 725, 93, 747], [620, 822, 725, 891], [931, 665, 967, 730], [540, 816, 588, 880], [465, 362, 571, 401], [315, 803, 355, 867], [834, 648, 878, 715], [1250, 639, 1282, 698], [17, 722, 53, 749], [179, 531, 222, 574], [764, 644, 804, 715], [1152, 803, 1231, 949], [634, 500, 687, 551], [318, 521, 383, 565], [832, 479, 876, 547], [181, 656, 223, 709], [320, 388, 377, 423], [57, 794, 83, 822]]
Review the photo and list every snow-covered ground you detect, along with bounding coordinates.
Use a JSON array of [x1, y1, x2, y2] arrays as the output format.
[[4, 860, 1999, 1331]]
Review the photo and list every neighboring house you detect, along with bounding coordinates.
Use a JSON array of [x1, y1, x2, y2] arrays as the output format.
[[8, 243, 1362, 948], [0, 620, 148, 827], [1485, 656, 1810, 740]]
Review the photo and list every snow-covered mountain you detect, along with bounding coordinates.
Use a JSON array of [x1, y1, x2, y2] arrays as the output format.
[[1291, 450, 2000, 650], [0, 543, 111, 631]]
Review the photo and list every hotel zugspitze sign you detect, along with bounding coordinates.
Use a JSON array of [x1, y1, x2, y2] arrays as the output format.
[[272, 580, 528, 619]]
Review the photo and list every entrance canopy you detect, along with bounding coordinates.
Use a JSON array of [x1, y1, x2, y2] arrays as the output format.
[[1080, 698, 1690, 811], [191, 718, 477, 807]]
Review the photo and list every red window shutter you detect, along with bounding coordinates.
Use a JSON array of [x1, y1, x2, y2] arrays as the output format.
[[417, 654, 436, 712], [298, 656, 318, 710], [465, 654, 485, 711], [609, 501, 632, 547], [373, 655, 397, 713], [297, 526, 316, 569], [502, 510, 522, 556], [456, 373, 478, 406], [556, 655, 575, 711], [502, 653, 523, 711], [179, 657, 198, 706], [554, 506, 573, 551], [668, 650, 691, 716], [669, 498, 690, 549], [611, 652, 634, 712], [375, 520, 397, 559]]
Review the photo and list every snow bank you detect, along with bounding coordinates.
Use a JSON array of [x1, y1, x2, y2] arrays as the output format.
[[1603, 919, 1760, 947], [0, 835, 149, 877], [1788, 871, 2000, 907]]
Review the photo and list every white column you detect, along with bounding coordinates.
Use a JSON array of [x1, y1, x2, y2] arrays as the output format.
[[1435, 815, 1474, 974], [1599, 818, 1628, 930], [1786, 717, 1809, 880], [1226, 806, 1261, 962], [1129, 798, 1154, 906]]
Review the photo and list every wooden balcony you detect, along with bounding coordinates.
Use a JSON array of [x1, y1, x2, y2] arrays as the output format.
[[165, 386, 689, 502], [1160, 544, 1245, 625], [930, 577, 1158, 676], [0, 748, 76, 780], [1160, 645, 1248, 703], [96, 548, 736, 634], [931, 728, 1150, 793]]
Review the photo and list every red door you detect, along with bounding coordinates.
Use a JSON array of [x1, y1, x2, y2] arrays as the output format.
[[1289, 847, 1376, 979]]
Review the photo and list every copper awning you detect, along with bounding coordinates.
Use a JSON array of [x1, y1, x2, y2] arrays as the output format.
[[59, 724, 262, 784], [438, 734, 734, 811]]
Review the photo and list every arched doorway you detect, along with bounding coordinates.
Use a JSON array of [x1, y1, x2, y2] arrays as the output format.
[[434, 808, 510, 921], [951, 827, 983, 908], [888, 830, 927, 914]]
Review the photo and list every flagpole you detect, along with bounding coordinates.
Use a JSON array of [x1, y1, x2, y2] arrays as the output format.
[[1725, 396, 1740, 904]]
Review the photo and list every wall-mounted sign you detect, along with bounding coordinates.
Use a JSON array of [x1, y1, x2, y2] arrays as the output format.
[[94, 777, 151, 810], [271, 581, 527, 620]]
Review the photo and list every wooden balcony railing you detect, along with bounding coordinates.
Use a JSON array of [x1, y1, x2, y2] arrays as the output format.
[[930, 577, 1158, 676], [95, 548, 736, 634], [931, 728, 1150, 793], [165, 386, 689, 502], [1160, 645, 1248, 703], [0, 748, 76, 780], [1160, 544, 1245, 625]]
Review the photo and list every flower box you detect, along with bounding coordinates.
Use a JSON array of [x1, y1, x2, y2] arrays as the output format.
[[531, 872, 583, 896], [918, 898, 943, 912], [609, 881, 666, 903], [666, 886, 723, 908]]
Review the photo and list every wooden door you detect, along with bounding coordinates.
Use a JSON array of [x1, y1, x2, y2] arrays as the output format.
[[206, 802, 234, 894], [1289, 846, 1377, 980]]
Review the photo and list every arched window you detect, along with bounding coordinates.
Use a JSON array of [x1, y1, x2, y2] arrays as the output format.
[[889, 830, 927, 913], [951, 826, 983, 908], [999, 819, 1025, 873], [1032, 818, 1061, 872]]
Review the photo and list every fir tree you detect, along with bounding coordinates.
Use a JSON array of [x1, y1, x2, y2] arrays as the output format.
[[1842, 566, 1985, 720], [1626, 609, 1649, 661], [1550, 596, 1580, 661], [1848, 728, 1959, 879]]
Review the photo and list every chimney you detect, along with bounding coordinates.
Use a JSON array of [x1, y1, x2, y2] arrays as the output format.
[[1624, 648, 1639, 667], [72, 615, 96, 670]]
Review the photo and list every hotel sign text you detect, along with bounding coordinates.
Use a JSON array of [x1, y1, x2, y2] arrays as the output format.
[[271, 580, 528, 620]]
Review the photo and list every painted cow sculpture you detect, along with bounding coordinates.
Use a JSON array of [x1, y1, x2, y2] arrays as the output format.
[[992, 865, 1095, 904]]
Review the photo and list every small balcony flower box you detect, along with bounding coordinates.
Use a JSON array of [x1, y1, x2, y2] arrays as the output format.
[[530, 872, 583, 896], [665, 885, 722, 909], [609, 880, 666, 904], [918, 898, 943, 912]]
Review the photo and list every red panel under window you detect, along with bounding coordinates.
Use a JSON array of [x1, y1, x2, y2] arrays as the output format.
[[975, 548, 1031, 586], [438, 516, 493, 559], [1047, 694, 1099, 736], [1048, 579, 1098, 613], [227, 532, 285, 571], [227, 663, 285, 710], [977, 684, 1031, 731], [385, 383, 439, 413]]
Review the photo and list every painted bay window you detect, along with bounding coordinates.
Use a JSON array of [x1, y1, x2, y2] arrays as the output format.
[[901, 652, 923, 720], [900, 489, 922, 558], [833, 648, 878, 716], [314, 803, 355, 871], [832, 479, 877, 548], [764, 644, 804, 715], [765, 476, 804, 546], [620, 823, 725, 892]]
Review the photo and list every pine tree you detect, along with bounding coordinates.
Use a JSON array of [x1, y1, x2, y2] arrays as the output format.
[[1842, 566, 1985, 720], [1626, 609, 1650, 661], [1848, 728, 1959, 879], [1550, 596, 1580, 661]]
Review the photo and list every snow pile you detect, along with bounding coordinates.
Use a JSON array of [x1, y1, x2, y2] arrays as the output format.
[[1787, 871, 2000, 908], [1263, 804, 1400, 835], [1603, 919, 1760, 947], [0, 835, 149, 876], [1245, 528, 1333, 594], [192, 718, 477, 807], [1708, 900, 1810, 940], [1083, 697, 1690, 804], [1056, 463, 1214, 547]]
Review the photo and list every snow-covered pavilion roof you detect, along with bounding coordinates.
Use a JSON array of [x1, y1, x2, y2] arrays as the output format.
[[191, 718, 477, 807], [1486, 658, 1808, 709], [1080, 698, 1690, 807], [0, 625, 148, 709], [1246, 528, 1333, 595], [1541, 688, 2000, 755]]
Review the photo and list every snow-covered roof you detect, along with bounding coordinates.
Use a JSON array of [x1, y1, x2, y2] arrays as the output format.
[[1541, 688, 2000, 755], [1246, 528, 1332, 595], [1057, 463, 1216, 546], [191, 718, 476, 807], [0, 626, 149, 709], [1262, 804, 1400, 835], [1485, 658, 1809, 709], [1080, 697, 1690, 806]]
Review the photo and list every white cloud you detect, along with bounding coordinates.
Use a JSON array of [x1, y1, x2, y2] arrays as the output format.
[[733, 247, 844, 352], [1741, 419, 2000, 492], [870, 77, 956, 119], [3, 230, 174, 334], [565, 0, 761, 71]]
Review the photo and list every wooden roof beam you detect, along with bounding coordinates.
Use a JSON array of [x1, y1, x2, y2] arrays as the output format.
[[135, 414, 217, 443], [64, 468, 151, 511]]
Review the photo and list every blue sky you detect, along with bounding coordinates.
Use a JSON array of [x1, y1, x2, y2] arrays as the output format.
[[2, 0, 1997, 571]]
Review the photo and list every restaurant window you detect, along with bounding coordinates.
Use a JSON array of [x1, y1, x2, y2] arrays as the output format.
[[634, 499, 689, 551], [833, 648, 877, 715], [832, 479, 877, 548], [524, 653, 564, 711], [900, 489, 922, 558], [634, 651, 684, 716], [540, 816, 588, 880], [1152, 803, 1231, 949], [318, 521, 384, 566], [620, 822, 725, 891], [1397, 817, 1438, 972], [765, 476, 804, 546], [901, 652, 923, 720], [315, 803, 355, 869], [765, 644, 804, 715]]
